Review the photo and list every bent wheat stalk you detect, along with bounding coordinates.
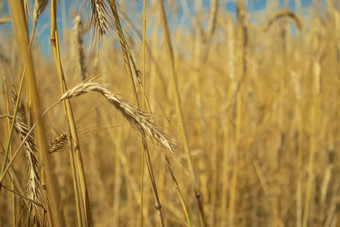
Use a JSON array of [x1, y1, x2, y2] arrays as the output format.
[[61, 82, 173, 226]]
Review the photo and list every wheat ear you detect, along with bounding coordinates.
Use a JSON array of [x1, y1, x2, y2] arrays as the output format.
[[90, 0, 108, 35], [48, 133, 68, 153], [0, 115, 44, 223], [60, 82, 176, 153]]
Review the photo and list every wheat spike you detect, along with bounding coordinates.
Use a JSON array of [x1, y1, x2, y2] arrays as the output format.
[[33, 0, 48, 22], [0, 114, 44, 223], [60, 82, 177, 153], [73, 15, 87, 81], [49, 133, 68, 153], [10, 88, 44, 223], [90, 0, 108, 35]]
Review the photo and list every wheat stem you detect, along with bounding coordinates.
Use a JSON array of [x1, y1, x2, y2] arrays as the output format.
[[50, 1, 92, 225], [157, 0, 206, 225], [7, 1, 62, 225]]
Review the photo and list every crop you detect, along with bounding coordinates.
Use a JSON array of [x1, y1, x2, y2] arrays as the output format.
[[0, 0, 339, 226]]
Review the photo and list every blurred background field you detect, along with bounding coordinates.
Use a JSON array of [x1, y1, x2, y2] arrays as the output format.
[[0, 0, 340, 226]]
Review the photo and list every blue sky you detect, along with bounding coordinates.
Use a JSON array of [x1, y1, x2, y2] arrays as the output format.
[[0, 0, 320, 55], [225, 0, 314, 12]]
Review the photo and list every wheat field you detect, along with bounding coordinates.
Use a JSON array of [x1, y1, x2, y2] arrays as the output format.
[[0, 0, 339, 226]]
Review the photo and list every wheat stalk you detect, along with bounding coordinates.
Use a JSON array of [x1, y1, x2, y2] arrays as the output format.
[[60, 82, 176, 153], [8, 1, 62, 225], [265, 10, 303, 32]]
